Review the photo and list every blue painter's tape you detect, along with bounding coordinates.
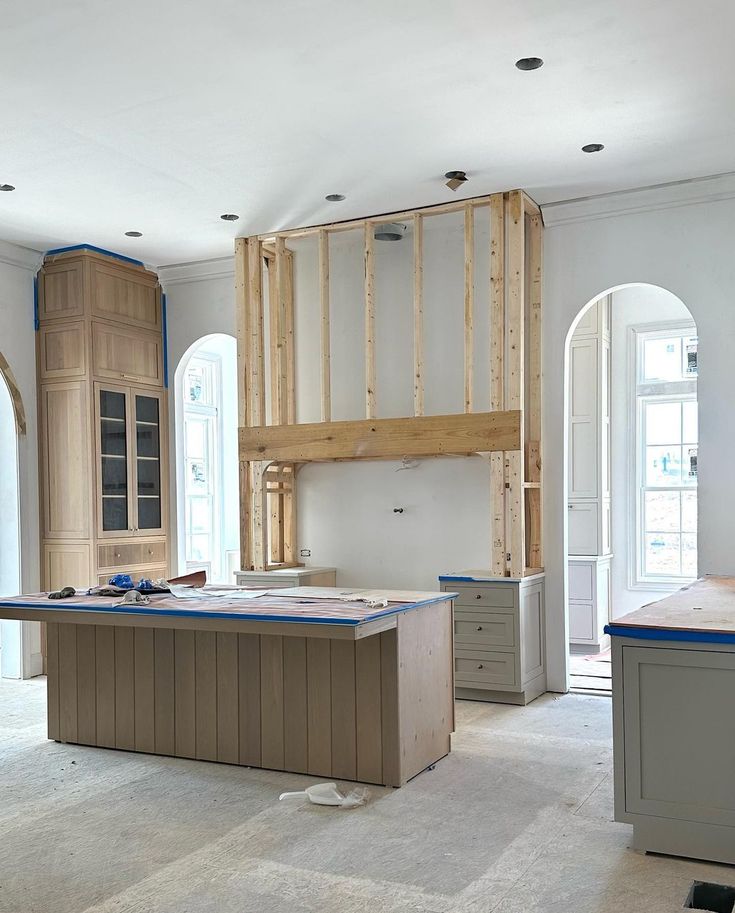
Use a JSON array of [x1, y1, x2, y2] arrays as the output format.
[[45, 243, 145, 268], [605, 623, 735, 646], [162, 292, 168, 388], [33, 274, 39, 330]]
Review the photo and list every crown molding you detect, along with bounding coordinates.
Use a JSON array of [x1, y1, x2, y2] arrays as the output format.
[[0, 239, 44, 272], [157, 256, 235, 286], [541, 171, 735, 227]]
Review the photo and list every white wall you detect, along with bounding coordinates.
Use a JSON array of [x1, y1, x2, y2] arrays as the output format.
[[544, 174, 735, 691], [159, 262, 238, 576], [0, 241, 43, 677], [608, 286, 693, 619]]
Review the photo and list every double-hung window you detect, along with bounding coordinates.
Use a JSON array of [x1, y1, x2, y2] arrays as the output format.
[[633, 323, 698, 586]]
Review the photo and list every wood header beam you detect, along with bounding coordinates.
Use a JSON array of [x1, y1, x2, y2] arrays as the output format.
[[239, 410, 521, 463]]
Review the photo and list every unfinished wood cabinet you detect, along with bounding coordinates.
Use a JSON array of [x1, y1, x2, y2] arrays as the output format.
[[37, 248, 169, 589]]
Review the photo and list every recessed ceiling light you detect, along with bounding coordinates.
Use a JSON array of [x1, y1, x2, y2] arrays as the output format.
[[325, 193, 345, 202], [582, 143, 605, 153], [515, 57, 544, 71], [0, 184, 15, 192], [124, 230, 142, 237], [220, 213, 239, 221]]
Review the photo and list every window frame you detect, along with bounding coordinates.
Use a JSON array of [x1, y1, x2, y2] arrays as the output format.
[[629, 320, 698, 590]]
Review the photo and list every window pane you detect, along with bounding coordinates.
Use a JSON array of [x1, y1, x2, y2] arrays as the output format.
[[185, 420, 206, 460], [684, 336, 698, 376], [643, 337, 683, 382], [645, 402, 681, 445], [645, 491, 680, 532], [645, 533, 681, 576], [682, 400, 698, 444], [683, 445, 698, 485], [645, 446, 682, 486], [187, 459, 208, 492], [190, 534, 211, 562], [682, 533, 697, 576], [682, 491, 697, 532], [189, 498, 211, 533], [187, 364, 212, 404]]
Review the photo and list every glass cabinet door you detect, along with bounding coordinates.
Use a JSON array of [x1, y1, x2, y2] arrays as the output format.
[[99, 389, 129, 532], [134, 393, 162, 531]]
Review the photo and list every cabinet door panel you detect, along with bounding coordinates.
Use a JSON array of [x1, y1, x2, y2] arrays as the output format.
[[41, 382, 91, 539], [133, 392, 165, 535], [39, 322, 87, 379], [623, 646, 735, 827], [91, 262, 160, 331], [95, 384, 133, 538], [40, 261, 85, 321], [92, 323, 163, 386]]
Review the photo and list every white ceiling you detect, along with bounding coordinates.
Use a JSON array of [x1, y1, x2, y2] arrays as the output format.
[[1, 0, 734, 266]]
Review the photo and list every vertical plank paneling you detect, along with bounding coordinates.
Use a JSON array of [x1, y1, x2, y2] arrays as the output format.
[[134, 628, 155, 753], [380, 629, 401, 786], [76, 624, 96, 745], [238, 633, 261, 766], [364, 223, 376, 418], [46, 621, 60, 740], [174, 629, 196, 759], [58, 623, 78, 743], [413, 213, 424, 416], [260, 634, 285, 769], [306, 637, 332, 775], [216, 632, 240, 764], [355, 635, 383, 784], [283, 636, 308, 773], [330, 639, 356, 780], [154, 628, 175, 755], [95, 625, 115, 748], [318, 229, 331, 422], [114, 626, 135, 750], [464, 202, 474, 413], [195, 631, 218, 761]]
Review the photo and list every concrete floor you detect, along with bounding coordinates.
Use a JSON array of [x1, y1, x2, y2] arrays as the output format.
[[1, 679, 732, 913]]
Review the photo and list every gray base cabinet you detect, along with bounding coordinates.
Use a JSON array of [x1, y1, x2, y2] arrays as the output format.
[[440, 572, 546, 705], [612, 637, 735, 864]]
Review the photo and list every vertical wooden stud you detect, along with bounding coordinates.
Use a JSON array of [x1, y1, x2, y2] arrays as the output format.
[[268, 255, 281, 426], [247, 238, 265, 427], [235, 238, 252, 571], [283, 247, 295, 425], [526, 211, 543, 569], [464, 203, 474, 413], [319, 229, 331, 422], [413, 213, 424, 416], [506, 190, 526, 577], [490, 192, 507, 575], [364, 223, 376, 419]]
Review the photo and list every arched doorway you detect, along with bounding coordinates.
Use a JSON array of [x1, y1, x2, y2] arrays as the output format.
[[174, 334, 239, 583], [0, 367, 22, 677], [564, 284, 697, 693]]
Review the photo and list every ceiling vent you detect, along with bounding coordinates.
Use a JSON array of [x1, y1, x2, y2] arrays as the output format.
[[374, 222, 406, 241]]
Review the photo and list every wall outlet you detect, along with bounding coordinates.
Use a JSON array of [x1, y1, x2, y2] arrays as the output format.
[[300, 548, 311, 558]]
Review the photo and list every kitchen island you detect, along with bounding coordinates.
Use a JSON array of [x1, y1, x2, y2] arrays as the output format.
[[606, 576, 735, 864], [0, 586, 456, 787]]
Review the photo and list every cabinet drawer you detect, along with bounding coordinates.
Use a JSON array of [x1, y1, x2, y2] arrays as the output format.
[[92, 322, 163, 386], [98, 564, 168, 587], [98, 541, 166, 570], [455, 610, 515, 648], [455, 649, 516, 687], [453, 584, 515, 610]]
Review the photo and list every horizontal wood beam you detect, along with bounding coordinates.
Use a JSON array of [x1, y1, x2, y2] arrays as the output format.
[[239, 410, 521, 462]]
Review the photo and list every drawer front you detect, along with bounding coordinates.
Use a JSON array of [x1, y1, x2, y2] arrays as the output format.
[[453, 583, 515, 610], [98, 540, 167, 570], [455, 649, 516, 687], [568, 562, 594, 601], [98, 564, 168, 587], [569, 601, 595, 641], [455, 610, 515, 648]]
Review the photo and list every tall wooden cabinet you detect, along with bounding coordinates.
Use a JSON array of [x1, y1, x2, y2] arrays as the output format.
[[38, 249, 169, 590]]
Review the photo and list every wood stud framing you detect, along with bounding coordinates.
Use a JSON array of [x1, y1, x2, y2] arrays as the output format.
[[237, 191, 543, 577]]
